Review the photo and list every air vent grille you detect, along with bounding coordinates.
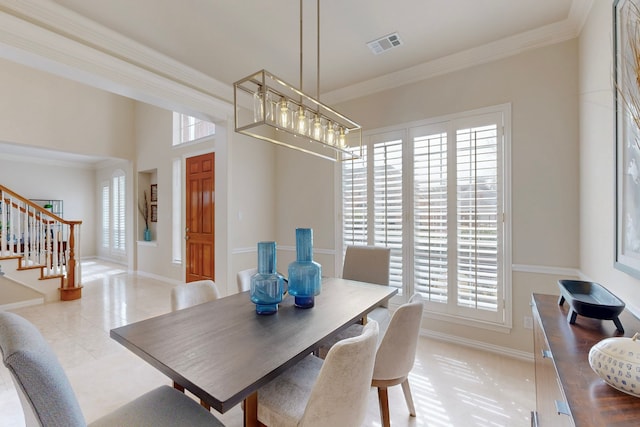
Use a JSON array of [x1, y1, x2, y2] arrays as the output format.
[[367, 32, 403, 55]]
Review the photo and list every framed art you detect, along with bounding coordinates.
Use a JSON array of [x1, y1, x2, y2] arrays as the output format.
[[150, 184, 158, 202], [151, 204, 157, 223], [615, 0, 640, 278]]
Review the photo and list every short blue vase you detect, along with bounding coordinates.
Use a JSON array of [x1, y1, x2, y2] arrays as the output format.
[[250, 241, 284, 315], [287, 228, 321, 308]]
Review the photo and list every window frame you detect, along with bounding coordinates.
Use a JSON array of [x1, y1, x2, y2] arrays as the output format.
[[172, 112, 216, 146], [338, 104, 512, 331]]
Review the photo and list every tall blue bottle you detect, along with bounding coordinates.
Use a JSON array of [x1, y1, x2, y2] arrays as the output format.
[[250, 241, 284, 315], [287, 228, 321, 308]]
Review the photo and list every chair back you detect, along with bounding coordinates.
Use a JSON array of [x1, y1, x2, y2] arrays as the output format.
[[300, 320, 379, 427], [342, 245, 390, 306], [0, 312, 86, 427], [171, 279, 221, 311], [373, 293, 424, 381], [236, 268, 257, 293]]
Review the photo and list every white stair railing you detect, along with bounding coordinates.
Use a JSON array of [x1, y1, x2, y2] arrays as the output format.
[[0, 185, 83, 300]]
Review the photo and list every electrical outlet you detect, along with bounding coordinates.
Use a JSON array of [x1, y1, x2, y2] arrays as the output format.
[[524, 316, 533, 330]]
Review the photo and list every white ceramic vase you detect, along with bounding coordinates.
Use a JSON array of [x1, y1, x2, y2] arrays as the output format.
[[589, 332, 640, 397]]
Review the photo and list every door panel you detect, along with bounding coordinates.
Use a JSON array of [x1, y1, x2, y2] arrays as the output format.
[[185, 152, 215, 282]]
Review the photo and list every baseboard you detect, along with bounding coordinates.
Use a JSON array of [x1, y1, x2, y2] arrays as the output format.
[[421, 328, 534, 363]]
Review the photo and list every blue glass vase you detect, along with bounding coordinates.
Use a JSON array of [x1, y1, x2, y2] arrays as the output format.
[[287, 228, 321, 308], [250, 241, 284, 315]]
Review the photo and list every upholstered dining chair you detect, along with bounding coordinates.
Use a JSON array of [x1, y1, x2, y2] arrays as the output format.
[[171, 279, 221, 311], [318, 245, 391, 358], [170, 279, 221, 409], [0, 311, 225, 427], [372, 293, 424, 427], [256, 320, 379, 427], [236, 268, 257, 293]]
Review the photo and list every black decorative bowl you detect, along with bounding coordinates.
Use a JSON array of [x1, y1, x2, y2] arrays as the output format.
[[557, 280, 626, 333]]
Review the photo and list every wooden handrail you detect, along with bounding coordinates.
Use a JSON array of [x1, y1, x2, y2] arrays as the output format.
[[0, 184, 83, 300], [0, 185, 80, 225]]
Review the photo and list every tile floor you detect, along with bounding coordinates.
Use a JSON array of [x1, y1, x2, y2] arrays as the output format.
[[0, 260, 535, 426]]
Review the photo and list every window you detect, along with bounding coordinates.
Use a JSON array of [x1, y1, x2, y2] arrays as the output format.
[[341, 105, 511, 327], [101, 181, 109, 249], [112, 172, 126, 253], [100, 170, 127, 258], [172, 113, 215, 146]]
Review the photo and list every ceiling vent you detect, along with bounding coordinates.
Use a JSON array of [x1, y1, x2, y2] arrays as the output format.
[[367, 32, 403, 55]]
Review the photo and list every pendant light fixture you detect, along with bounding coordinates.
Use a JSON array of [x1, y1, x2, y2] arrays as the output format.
[[233, 0, 362, 161]]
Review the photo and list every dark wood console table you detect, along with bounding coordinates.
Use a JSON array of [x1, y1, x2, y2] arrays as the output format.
[[532, 293, 640, 426]]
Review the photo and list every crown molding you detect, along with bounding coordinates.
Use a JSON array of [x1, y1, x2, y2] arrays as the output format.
[[0, 0, 592, 111], [0, 0, 233, 121], [323, 14, 587, 104]]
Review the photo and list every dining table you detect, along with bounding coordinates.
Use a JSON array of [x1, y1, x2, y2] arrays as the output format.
[[110, 277, 398, 427]]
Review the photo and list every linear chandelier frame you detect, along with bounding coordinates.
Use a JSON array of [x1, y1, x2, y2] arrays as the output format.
[[233, 0, 362, 162]]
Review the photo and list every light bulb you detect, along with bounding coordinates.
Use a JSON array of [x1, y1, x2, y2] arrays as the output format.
[[326, 121, 335, 145], [279, 97, 289, 128], [253, 88, 264, 122], [338, 127, 347, 148], [297, 106, 307, 135], [313, 115, 323, 141]]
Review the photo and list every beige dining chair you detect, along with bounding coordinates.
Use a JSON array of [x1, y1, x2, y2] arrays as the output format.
[[372, 293, 424, 427], [0, 311, 225, 427], [319, 245, 391, 357], [171, 279, 221, 311], [236, 268, 257, 293], [256, 320, 379, 427], [170, 279, 221, 409]]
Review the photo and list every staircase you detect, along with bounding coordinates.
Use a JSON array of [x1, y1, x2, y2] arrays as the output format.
[[0, 185, 83, 302]]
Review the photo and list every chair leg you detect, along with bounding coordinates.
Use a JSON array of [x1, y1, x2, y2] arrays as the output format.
[[377, 386, 391, 427], [200, 400, 210, 411], [401, 378, 416, 417], [173, 381, 185, 393]]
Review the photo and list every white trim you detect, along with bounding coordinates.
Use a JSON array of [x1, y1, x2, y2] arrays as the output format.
[[278, 245, 336, 256], [512, 263, 580, 277], [232, 247, 257, 255], [135, 270, 183, 287], [0, 2, 232, 120], [420, 329, 533, 362], [0, 0, 592, 112], [323, 5, 592, 104]]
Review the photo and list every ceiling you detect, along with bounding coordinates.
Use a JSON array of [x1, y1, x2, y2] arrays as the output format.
[[50, 0, 586, 96], [3, 0, 591, 165]]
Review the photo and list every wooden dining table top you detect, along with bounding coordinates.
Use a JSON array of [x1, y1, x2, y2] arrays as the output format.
[[110, 277, 397, 416]]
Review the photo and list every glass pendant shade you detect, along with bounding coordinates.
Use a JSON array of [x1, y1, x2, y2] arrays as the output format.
[[250, 241, 285, 314], [234, 70, 362, 161], [287, 228, 321, 308]]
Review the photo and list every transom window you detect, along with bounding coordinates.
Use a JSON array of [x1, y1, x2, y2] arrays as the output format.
[[173, 113, 215, 146], [341, 104, 511, 327]]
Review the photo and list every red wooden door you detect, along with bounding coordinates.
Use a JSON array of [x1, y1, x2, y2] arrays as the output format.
[[185, 152, 215, 282]]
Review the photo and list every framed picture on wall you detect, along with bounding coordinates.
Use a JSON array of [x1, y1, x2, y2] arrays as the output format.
[[614, 0, 640, 278], [150, 184, 158, 202], [151, 204, 157, 222]]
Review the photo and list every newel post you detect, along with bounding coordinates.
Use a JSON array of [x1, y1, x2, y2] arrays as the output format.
[[59, 221, 83, 301]]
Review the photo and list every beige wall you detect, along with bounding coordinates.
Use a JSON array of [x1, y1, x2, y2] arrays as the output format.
[[0, 59, 137, 259], [0, 156, 97, 257], [277, 39, 580, 354], [579, 2, 640, 311], [0, 58, 135, 160]]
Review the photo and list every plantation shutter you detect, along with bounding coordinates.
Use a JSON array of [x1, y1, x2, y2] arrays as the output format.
[[112, 174, 126, 253], [102, 182, 109, 249], [413, 129, 449, 304], [456, 122, 500, 313], [342, 145, 368, 247], [373, 138, 403, 289]]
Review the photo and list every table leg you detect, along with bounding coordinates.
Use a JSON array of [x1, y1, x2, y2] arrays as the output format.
[[244, 391, 258, 427]]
